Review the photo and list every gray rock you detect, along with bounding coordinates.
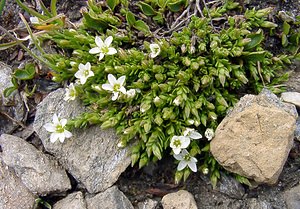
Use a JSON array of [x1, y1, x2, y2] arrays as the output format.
[[284, 184, 300, 209], [211, 89, 297, 184], [54, 192, 87, 209], [216, 173, 245, 199], [33, 88, 131, 193], [281, 92, 300, 108], [86, 186, 134, 209], [0, 62, 25, 134], [0, 134, 71, 195], [295, 118, 300, 141], [246, 198, 272, 209], [161, 190, 197, 209], [137, 198, 158, 209], [0, 160, 36, 209]]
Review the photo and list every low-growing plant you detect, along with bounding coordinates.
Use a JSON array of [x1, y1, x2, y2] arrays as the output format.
[[3, 0, 300, 186]]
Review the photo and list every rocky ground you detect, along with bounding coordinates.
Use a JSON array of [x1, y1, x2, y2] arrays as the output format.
[[1, 0, 300, 209]]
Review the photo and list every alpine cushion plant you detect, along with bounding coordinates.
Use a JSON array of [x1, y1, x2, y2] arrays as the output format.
[[32, 0, 299, 185]]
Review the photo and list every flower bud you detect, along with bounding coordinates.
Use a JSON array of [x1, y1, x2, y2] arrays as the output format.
[[191, 62, 199, 70], [182, 57, 191, 66], [260, 21, 278, 28]]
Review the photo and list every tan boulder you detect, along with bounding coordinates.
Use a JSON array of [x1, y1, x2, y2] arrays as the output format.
[[210, 89, 297, 184]]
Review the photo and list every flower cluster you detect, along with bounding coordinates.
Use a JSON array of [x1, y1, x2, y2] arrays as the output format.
[[170, 127, 214, 172]]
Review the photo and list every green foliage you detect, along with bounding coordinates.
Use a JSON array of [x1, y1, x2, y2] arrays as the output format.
[[8, 0, 300, 184]]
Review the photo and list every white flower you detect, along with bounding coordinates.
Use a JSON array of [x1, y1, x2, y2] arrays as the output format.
[[102, 74, 126, 101], [183, 128, 202, 139], [170, 135, 190, 155], [150, 43, 161, 58], [43, 114, 72, 143], [174, 149, 198, 172], [64, 83, 77, 101], [89, 36, 117, 60], [30, 17, 40, 24], [74, 62, 94, 84], [202, 167, 209, 175], [126, 89, 136, 98], [205, 128, 215, 141]]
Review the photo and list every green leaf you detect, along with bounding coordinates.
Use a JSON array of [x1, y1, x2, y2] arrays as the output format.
[[13, 64, 36, 80], [157, 0, 167, 8], [138, 2, 156, 16], [0, 0, 6, 16], [283, 21, 290, 35], [152, 143, 162, 160], [126, 11, 136, 27], [153, 13, 164, 24], [167, 0, 184, 12], [3, 86, 17, 97], [0, 41, 19, 51], [133, 20, 150, 34], [242, 51, 266, 62], [107, 0, 119, 11], [282, 34, 288, 47], [244, 30, 264, 50]]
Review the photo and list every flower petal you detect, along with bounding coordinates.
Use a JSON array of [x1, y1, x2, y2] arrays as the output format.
[[64, 130, 72, 138], [80, 77, 87, 85], [108, 74, 117, 85], [43, 123, 56, 132], [102, 84, 113, 91], [85, 62, 91, 70], [119, 86, 127, 94], [188, 161, 197, 172], [177, 161, 188, 171], [50, 133, 59, 143], [95, 36, 104, 47], [189, 131, 202, 139], [52, 114, 59, 124], [173, 148, 182, 155], [107, 47, 117, 55], [118, 75, 126, 86], [99, 53, 105, 60], [60, 119, 67, 127], [58, 133, 65, 143], [180, 136, 190, 148], [104, 36, 113, 46], [112, 92, 119, 101], [89, 47, 101, 54]]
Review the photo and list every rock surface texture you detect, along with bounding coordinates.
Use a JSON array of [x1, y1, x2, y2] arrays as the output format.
[[210, 89, 298, 184], [284, 184, 300, 209], [161, 190, 198, 209], [86, 186, 134, 209], [0, 62, 25, 134], [0, 134, 71, 195], [0, 160, 36, 209], [54, 192, 86, 209], [33, 88, 131, 193]]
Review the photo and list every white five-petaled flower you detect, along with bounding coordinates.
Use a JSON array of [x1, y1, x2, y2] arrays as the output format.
[[64, 83, 77, 101], [205, 128, 215, 141], [89, 36, 117, 60], [102, 74, 126, 101], [170, 135, 190, 155], [43, 114, 72, 143], [183, 128, 202, 140], [173, 149, 198, 172], [150, 43, 161, 58], [74, 62, 94, 85]]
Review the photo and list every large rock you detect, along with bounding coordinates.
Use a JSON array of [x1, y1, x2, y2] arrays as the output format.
[[161, 190, 197, 209], [0, 62, 25, 134], [86, 186, 134, 209], [54, 192, 87, 209], [0, 160, 36, 209], [33, 88, 131, 193], [281, 92, 300, 108], [210, 89, 297, 184], [284, 184, 300, 209], [0, 134, 71, 195]]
